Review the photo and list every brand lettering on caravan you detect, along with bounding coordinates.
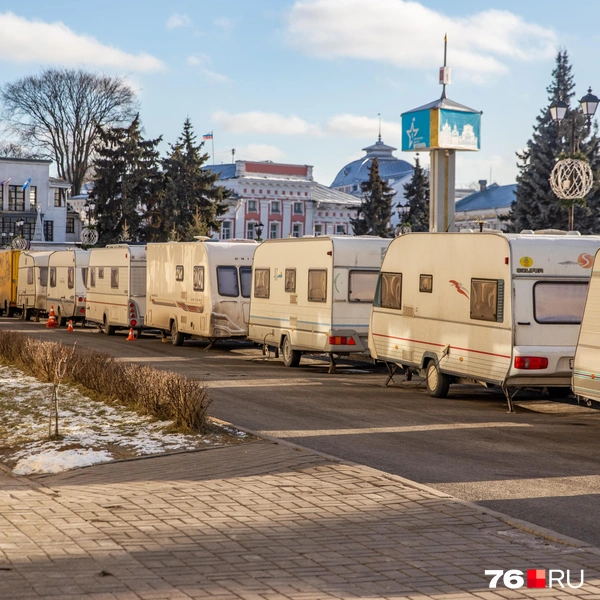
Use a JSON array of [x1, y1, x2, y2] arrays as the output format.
[[484, 569, 584, 589]]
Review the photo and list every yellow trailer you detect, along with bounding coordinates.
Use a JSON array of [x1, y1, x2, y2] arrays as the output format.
[[0, 249, 21, 317]]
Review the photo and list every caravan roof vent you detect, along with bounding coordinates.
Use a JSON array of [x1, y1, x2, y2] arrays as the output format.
[[567, 230, 582, 236], [459, 228, 474, 233], [520, 229, 535, 235], [193, 236, 211, 242]]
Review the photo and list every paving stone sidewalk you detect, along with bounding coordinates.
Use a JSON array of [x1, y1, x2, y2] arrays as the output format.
[[1, 441, 599, 600]]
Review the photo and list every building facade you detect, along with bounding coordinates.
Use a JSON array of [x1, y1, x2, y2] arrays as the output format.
[[205, 161, 361, 239], [454, 181, 516, 231], [0, 157, 80, 246]]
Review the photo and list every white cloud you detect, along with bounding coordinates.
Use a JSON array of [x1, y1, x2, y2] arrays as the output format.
[[286, 0, 556, 80], [213, 110, 322, 136], [0, 12, 164, 72], [187, 55, 230, 83], [214, 17, 235, 31], [235, 144, 285, 162], [326, 114, 403, 140], [167, 13, 192, 29]]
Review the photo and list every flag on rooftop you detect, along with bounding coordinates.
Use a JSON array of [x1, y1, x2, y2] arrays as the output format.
[[0, 178, 11, 185], [202, 132, 213, 140], [22, 178, 32, 191]]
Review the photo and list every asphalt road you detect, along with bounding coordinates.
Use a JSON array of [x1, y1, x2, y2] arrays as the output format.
[[4, 317, 600, 547]]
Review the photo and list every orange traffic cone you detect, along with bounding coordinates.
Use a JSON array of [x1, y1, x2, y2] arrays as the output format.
[[46, 306, 58, 329], [126, 328, 136, 341], [67, 320, 74, 332]]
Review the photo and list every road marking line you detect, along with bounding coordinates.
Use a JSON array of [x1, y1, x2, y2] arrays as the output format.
[[115, 357, 193, 363], [206, 378, 322, 388], [260, 422, 531, 437]]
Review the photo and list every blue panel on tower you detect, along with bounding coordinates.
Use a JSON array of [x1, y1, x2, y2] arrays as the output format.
[[401, 110, 430, 151]]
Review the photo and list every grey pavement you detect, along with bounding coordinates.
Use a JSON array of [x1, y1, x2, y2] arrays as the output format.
[[1, 441, 600, 599]]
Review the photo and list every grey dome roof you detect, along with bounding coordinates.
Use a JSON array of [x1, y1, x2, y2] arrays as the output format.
[[331, 138, 413, 190], [455, 183, 517, 212]]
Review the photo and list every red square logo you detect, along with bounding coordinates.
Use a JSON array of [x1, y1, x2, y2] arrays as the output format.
[[527, 569, 546, 588]]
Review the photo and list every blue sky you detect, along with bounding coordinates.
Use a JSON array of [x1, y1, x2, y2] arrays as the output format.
[[0, 1, 598, 189]]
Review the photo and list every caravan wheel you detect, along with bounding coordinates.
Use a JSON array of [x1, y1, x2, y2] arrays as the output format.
[[57, 308, 67, 327], [426, 361, 450, 398], [102, 316, 116, 336], [282, 336, 301, 368], [171, 320, 185, 346]]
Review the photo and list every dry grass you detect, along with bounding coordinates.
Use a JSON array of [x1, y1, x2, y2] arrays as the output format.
[[0, 330, 212, 433]]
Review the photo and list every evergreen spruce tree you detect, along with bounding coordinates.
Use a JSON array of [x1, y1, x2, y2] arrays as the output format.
[[147, 118, 228, 241], [350, 157, 395, 236], [509, 50, 600, 232], [90, 114, 162, 245], [401, 154, 430, 232]]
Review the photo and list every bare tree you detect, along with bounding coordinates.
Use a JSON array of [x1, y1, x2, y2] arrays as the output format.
[[1, 68, 137, 195], [0, 139, 41, 159]]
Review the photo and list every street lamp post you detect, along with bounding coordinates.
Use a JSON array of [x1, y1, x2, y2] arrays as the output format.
[[549, 87, 599, 231], [15, 219, 25, 237], [254, 221, 264, 242]]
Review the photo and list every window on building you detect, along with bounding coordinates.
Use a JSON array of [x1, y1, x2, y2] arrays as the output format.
[[175, 265, 184, 282], [49, 267, 56, 288], [308, 269, 327, 302], [193, 266, 205, 291], [470, 279, 503, 322], [246, 222, 256, 240], [247, 200, 257, 212], [43, 220, 53, 242], [533, 281, 587, 324], [67, 268, 74, 290], [271, 200, 281, 214], [66, 217, 75, 234], [111, 268, 119, 289], [285, 269, 296, 293], [54, 188, 66, 207], [29, 187, 37, 208], [314, 224, 323, 236], [269, 222, 280, 239], [217, 266, 239, 297], [336, 224, 346, 235], [292, 223, 302, 238], [293, 202, 303, 215], [379, 273, 402, 309], [221, 221, 232, 240], [254, 268, 270, 298], [240, 266, 252, 298], [349, 270, 378, 303], [8, 186, 25, 211]]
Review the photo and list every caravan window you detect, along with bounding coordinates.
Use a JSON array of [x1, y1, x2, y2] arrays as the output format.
[[175, 265, 184, 282], [470, 279, 502, 322], [217, 266, 239, 297], [49, 267, 56, 288], [349, 270, 378, 303], [193, 266, 204, 291], [82, 268, 88, 288], [285, 269, 296, 293], [67, 268, 74, 290], [380, 273, 402, 309], [308, 269, 327, 303], [39, 267, 48, 288], [90, 268, 96, 288], [98, 268, 104, 279], [534, 281, 588, 324], [419, 274, 433, 293], [240, 266, 252, 298], [254, 268, 270, 299], [111, 268, 119, 289], [27, 267, 33, 285]]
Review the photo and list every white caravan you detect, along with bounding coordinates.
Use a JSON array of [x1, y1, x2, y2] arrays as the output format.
[[46, 249, 90, 325], [573, 247, 600, 404], [16, 250, 54, 321], [368, 232, 600, 408], [145, 239, 257, 346], [85, 244, 146, 334], [248, 236, 392, 371]]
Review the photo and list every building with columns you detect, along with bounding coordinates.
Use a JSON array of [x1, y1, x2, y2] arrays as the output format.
[[205, 160, 361, 239], [0, 157, 80, 245]]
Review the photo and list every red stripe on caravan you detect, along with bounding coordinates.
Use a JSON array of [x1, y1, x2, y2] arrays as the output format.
[[371, 333, 511, 359]]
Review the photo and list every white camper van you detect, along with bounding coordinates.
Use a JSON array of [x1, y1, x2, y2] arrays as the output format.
[[573, 247, 600, 404], [17, 250, 54, 321], [46, 249, 90, 325], [146, 239, 257, 346], [85, 244, 146, 334], [248, 236, 392, 371], [369, 232, 600, 407]]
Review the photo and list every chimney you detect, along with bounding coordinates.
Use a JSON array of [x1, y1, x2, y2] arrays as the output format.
[[478, 179, 487, 191]]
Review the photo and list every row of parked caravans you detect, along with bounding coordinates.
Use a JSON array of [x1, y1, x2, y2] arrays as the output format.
[[3, 233, 600, 408]]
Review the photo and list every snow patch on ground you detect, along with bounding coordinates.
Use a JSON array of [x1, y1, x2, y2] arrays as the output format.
[[13, 449, 113, 475]]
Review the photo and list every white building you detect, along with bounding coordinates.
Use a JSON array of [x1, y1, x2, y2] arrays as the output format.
[[0, 157, 81, 246], [205, 160, 361, 239]]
